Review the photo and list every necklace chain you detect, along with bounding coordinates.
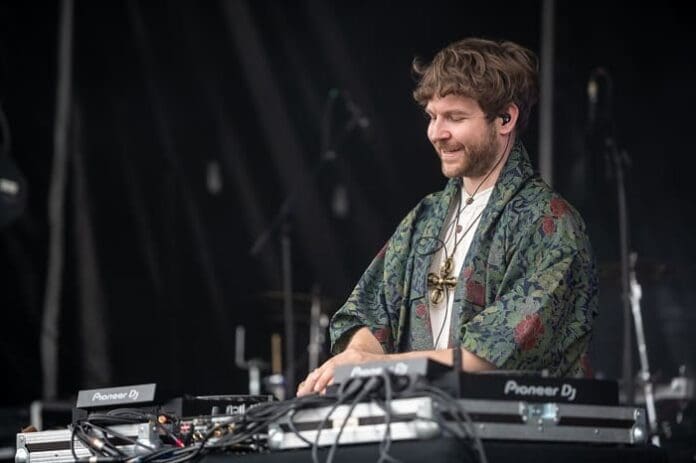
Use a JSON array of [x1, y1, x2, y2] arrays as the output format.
[[427, 191, 485, 305]]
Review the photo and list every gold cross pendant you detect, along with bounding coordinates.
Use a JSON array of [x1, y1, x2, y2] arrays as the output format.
[[427, 257, 458, 304]]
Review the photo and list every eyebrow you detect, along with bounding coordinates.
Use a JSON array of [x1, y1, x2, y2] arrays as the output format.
[[424, 109, 473, 117]]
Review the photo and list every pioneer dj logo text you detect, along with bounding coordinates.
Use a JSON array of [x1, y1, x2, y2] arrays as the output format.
[[503, 380, 577, 401], [349, 362, 409, 378], [91, 389, 140, 402]]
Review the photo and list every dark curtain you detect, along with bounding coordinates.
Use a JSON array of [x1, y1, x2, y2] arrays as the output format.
[[1, 0, 694, 407]]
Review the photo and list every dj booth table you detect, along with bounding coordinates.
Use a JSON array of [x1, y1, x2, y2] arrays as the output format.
[[201, 438, 668, 463]]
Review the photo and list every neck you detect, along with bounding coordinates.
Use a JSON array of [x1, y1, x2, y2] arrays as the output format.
[[462, 135, 514, 196]]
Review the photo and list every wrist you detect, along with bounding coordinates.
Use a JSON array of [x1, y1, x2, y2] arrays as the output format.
[[346, 343, 383, 357], [344, 327, 385, 355]]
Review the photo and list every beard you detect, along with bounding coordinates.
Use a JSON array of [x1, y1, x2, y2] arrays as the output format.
[[436, 124, 500, 178]]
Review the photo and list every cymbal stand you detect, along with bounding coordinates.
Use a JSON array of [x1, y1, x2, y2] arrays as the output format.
[[629, 252, 660, 445]]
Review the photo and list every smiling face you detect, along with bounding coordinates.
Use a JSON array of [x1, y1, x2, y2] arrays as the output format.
[[425, 94, 501, 179]]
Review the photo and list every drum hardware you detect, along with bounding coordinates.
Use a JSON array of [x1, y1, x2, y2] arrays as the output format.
[[235, 325, 269, 396]]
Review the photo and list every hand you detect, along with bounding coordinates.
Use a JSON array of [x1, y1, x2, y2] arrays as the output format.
[[296, 347, 383, 396]]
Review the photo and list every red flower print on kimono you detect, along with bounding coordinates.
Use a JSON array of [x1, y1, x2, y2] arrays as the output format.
[[550, 198, 568, 218], [514, 313, 545, 351]]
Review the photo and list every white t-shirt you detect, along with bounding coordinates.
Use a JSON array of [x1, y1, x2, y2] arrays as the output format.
[[428, 185, 493, 349]]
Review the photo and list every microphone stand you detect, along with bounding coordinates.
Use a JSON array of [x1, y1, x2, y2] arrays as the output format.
[[628, 252, 660, 445], [606, 135, 636, 405], [602, 75, 660, 446], [249, 89, 366, 397], [592, 70, 658, 443], [609, 134, 662, 444], [588, 68, 636, 404]]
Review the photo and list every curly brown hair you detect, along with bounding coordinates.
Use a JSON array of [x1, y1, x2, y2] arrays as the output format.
[[413, 38, 539, 133]]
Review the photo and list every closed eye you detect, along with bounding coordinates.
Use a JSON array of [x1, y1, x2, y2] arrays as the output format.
[[447, 114, 466, 122], [424, 111, 469, 123]]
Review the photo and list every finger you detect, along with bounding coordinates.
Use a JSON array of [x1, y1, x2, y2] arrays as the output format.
[[313, 367, 334, 393], [297, 379, 314, 397], [297, 369, 320, 396]]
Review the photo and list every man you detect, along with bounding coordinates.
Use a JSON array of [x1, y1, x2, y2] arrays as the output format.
[[297, 37, 598, 396]]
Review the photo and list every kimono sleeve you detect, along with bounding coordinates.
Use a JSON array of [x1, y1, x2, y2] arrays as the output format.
[[460, 203, 598, 376], [329, 242, 394, 354]]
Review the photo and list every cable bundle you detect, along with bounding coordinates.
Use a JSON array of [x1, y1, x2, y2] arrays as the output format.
[[304, 372, 488, 463], [69, 376, 487, 463]]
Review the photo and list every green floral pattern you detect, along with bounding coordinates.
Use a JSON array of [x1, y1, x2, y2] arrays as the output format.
[[330, 141, 598, 377]]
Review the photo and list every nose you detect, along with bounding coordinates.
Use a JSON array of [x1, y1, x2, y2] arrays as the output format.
[[428, 118, 451, 143]]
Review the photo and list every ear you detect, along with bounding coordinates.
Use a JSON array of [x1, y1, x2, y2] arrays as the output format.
[[498, 103, 519, 135]]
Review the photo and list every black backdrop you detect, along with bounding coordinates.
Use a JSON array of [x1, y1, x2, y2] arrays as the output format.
[[1, 1, 695, 406]]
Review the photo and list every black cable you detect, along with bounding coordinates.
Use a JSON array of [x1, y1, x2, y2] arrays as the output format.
[[73, 411, 187, 463], [311, 377, 366, 463], [79, 422, 132, 458], [104, 408, 183, 444], [418, 385, 488, 463], [208, 398, 319, 458], [79, 420, 156, 455], [209, 395, 333, 450], [69, 379, 489, 463], [393, 388, 476, 459], [375, 375, 433, 461], [310, 397, 346, 463], [213, 398, 311, 448], [171, 417, 233, 462], [137, 447, 177, 463], [246, 388, 355, 450], [385, 379, 486, 463], [375, 372, 401, 463], [325, 376, 380, 463], [71, 423, 86, 462], [144, 445, 200, 463], [72, 422, 115, 459], [419, 388, 468, 438], [286, 409, 315, 446], [72, 405, 221, 463]]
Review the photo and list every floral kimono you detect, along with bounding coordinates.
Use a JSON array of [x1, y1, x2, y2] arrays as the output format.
[[330, 141, 598, 377]]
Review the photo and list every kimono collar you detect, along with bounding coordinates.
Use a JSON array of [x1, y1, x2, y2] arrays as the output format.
[[420, 139, 534, 256], [470, 139, 535, 243]]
